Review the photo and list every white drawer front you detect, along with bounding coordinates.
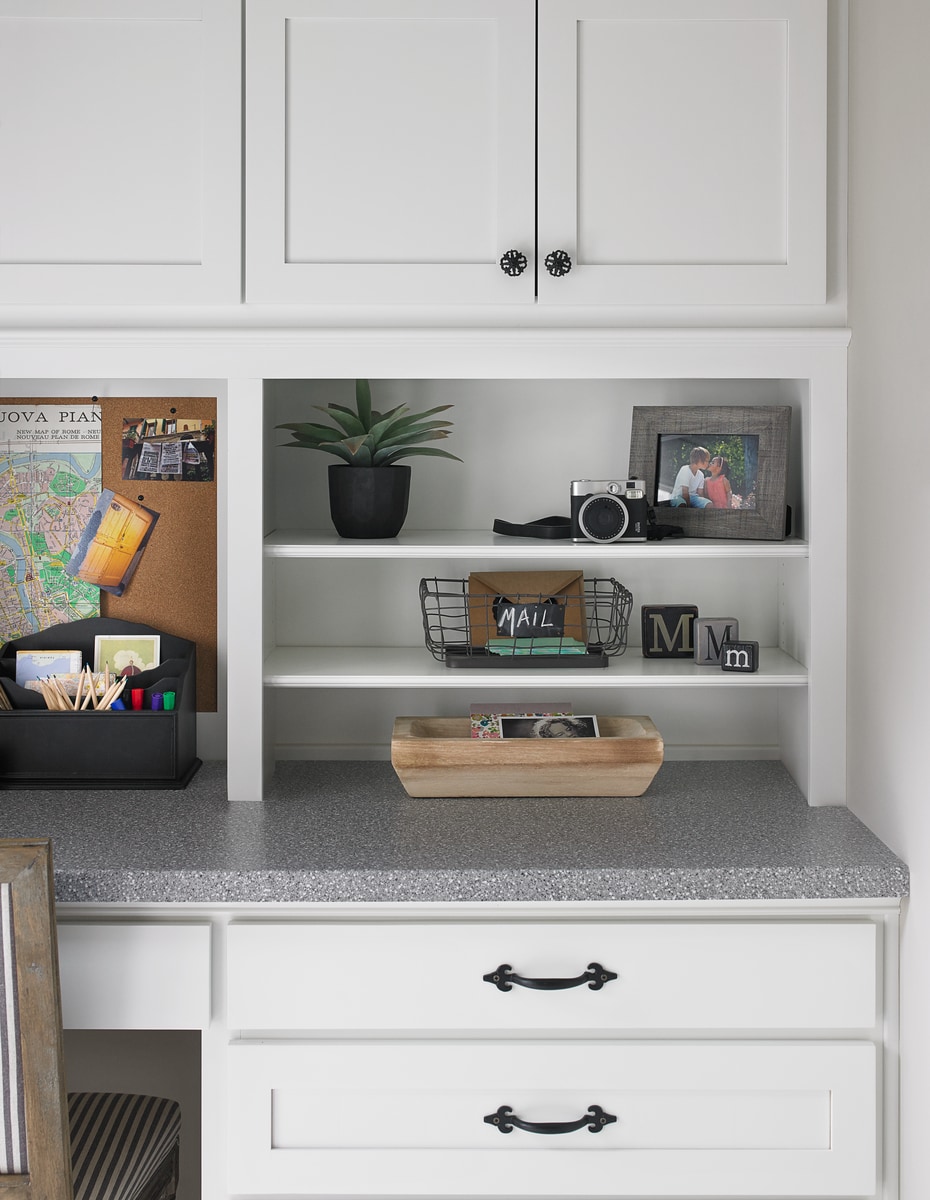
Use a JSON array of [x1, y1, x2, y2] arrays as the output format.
[[226, 920, 876, 1031], [227, 1040, 876, 1196], [59, 922, 211, 1030]]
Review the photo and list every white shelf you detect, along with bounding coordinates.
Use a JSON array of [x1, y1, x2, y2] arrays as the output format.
[[263, 645, 807, 689], [264, 529, 809, 560]]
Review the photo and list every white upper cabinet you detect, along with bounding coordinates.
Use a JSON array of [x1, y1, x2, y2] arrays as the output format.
[[245, 0, 536, 305], [537, 0, 827, 305], [0, 0, 240, 305], [0, 0, 827, 308], [246, 0, 827, 307]]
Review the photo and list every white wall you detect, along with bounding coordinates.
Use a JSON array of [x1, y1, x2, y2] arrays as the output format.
[[847, 4, 930, 1197]]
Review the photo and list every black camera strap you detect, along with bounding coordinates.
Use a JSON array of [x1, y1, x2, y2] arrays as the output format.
[[646, 509, 686, 540], [492, 515, 573, 540]]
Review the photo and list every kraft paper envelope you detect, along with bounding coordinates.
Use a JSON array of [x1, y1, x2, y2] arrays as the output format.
[[466, 570, 586, 647]]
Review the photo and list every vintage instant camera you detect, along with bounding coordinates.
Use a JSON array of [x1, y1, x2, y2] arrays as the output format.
[[570, 479, 648, 543]]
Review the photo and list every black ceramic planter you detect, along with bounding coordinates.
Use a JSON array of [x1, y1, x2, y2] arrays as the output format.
[[328, 464, 411, 539]]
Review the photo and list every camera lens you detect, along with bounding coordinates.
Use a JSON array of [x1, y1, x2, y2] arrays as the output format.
[[578, 494, 629, 542]]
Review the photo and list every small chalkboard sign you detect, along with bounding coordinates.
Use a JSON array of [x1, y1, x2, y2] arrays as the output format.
[[494, 598, 565, 639]]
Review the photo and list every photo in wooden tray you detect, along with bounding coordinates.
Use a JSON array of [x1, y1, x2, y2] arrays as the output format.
[[500, 715, 599, 739], [470, 702, 573, 739]]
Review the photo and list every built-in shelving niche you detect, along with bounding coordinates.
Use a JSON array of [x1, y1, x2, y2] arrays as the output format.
[[261, 378, 811, 782]]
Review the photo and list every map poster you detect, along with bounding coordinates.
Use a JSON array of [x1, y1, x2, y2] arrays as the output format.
[[0, 403, 102, 642]]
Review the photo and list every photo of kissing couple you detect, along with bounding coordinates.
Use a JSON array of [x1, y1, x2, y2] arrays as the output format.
[[656, 434, 759, 511]]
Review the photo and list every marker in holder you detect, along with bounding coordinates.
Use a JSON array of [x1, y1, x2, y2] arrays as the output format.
[[163, 691, 176, 711], [151, 693, 164, 711], [130, 689, 144, 710]]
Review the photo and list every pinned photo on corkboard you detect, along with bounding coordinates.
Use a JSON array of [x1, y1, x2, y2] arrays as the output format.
[[121, 415, 215, 482], [65, 490, 160, 596]]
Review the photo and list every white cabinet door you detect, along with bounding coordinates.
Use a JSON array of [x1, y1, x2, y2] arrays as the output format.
[[245, 0, 535, 305], [537, 0, 827, 306], [0, 0, 240, 305], [228, 1040, 876, 1196]]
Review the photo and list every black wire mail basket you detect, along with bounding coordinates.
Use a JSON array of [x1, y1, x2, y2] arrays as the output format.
[[419, 576, 633, 669]]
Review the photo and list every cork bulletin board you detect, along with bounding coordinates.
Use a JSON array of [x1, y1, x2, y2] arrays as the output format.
[[97, 397, 217, 711]]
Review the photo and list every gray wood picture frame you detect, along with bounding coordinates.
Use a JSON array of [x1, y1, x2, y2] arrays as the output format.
[[628, 405, 792, 541]]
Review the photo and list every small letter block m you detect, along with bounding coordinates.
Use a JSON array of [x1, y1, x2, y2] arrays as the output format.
[[720, 640, 760, 673]]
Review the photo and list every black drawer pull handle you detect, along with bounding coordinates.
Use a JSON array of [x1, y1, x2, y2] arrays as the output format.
[[484, 1104, 616, 1136], [483, 962, 617, 992]]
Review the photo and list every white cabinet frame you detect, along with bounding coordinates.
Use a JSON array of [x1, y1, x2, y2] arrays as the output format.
[[52, 898, 900, 1200], [232, 328, 846, 805]]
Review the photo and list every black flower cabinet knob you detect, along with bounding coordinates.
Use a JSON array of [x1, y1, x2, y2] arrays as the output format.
[[499, 249, 528, 277], [545, 249, 573, 277]]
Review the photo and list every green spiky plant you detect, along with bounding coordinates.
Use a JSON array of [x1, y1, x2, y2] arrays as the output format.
[[276, 380, 461, 467]]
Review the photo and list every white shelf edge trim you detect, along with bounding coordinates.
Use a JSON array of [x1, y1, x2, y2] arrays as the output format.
[[262, 646, 807, 689], [264, 531, 809, 560]]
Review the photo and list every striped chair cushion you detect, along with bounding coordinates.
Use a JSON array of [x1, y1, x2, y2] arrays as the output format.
[[69, 1093, 181, 1200], [0, 881, 27, 1175]]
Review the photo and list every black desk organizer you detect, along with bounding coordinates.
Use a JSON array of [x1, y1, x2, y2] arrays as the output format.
[[0, 618, 200, 789]]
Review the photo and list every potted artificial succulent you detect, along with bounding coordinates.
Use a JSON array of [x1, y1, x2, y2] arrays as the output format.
[[276, 380, 461, 538]]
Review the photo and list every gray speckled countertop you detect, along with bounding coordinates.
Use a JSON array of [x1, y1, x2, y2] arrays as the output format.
[[0, 760, 908, 905]]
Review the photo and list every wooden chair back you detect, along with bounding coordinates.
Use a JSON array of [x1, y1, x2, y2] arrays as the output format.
[[0, 838, 72, 1199]]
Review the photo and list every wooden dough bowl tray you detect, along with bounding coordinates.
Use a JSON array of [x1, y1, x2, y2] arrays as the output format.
[[391, 716, 663, 798]]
